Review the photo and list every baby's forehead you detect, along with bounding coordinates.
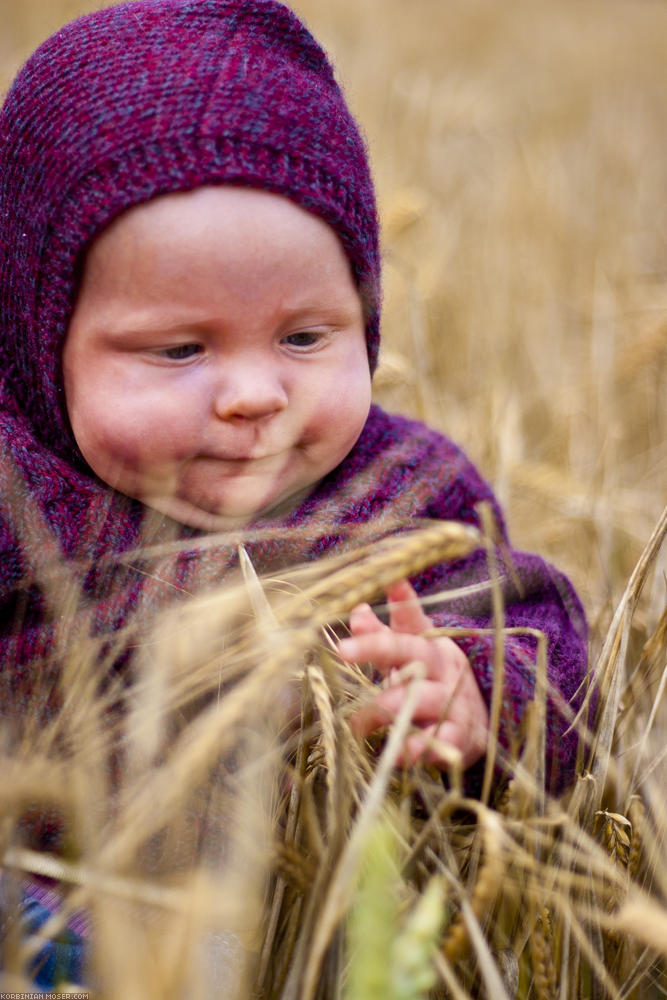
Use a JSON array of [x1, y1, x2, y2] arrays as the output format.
[[83, 185, 353, 277], [95, 185, 331, 235], [73, 185, 364, 330]]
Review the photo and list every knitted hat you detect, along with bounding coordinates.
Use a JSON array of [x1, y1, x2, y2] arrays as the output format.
[[0, 0, 380, 465]]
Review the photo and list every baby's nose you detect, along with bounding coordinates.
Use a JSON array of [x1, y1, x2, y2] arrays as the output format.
[[212, 360, 288, 421]]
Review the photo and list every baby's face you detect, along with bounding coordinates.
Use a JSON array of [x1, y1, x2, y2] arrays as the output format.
[[63, 187, 371, 529]]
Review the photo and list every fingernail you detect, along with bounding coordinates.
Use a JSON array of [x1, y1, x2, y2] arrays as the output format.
[[337, 638, 357, 660], [350, 603, 372, 624]]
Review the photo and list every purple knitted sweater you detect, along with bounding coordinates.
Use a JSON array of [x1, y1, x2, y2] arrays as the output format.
[[0, 0, 588, 796], [0, 398, 587, 794]]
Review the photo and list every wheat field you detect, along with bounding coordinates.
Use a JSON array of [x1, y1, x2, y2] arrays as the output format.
[[0, 0, 666, 997]]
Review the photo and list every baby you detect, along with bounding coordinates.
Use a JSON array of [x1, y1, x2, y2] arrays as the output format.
[[62, 180, 489, 771], [0, 0, 589, 985], [0, 0, 589, 966]]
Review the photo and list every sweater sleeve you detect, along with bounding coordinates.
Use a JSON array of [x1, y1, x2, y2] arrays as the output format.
[[408, 438, 589, 797], [0, 508, 61, 719]]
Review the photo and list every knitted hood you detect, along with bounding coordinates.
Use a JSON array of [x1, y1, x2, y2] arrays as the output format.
[[0, 0, 380, 467]]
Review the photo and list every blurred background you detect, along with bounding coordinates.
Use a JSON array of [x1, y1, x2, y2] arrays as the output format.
[[2, 0, 665, 644]]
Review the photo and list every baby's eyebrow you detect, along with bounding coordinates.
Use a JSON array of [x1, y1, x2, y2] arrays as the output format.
[[99, 303, 360, 338], [97, 315, 211, 338], [281, 304, 361, 324]]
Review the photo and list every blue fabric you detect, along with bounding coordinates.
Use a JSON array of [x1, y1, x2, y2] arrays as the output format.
[[21, 893, 87, 991]]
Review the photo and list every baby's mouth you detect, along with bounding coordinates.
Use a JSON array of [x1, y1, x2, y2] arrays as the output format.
[[205, 451, 279, 466]]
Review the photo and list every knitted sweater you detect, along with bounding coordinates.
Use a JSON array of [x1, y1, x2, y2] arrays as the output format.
[[0, 399, 587, 796], [0, 2, 587, 789], [0, 3, 588, 990]]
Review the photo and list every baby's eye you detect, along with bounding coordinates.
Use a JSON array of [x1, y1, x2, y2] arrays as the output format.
[[159, 343, 203, 360], [282, 331, 323, 350]]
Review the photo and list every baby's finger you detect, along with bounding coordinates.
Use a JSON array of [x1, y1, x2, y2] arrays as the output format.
[[397, 722, 462, 768], [337, 629, 440, 678], [349, 602, 386, 637], [351, 679, 462, 737], [386, 579, 431, 636], [398, 719, 485, 770]]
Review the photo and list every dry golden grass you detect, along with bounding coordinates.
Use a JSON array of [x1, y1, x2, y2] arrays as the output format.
[[0, 511, 663, 998], [1, 0, 666, 997]]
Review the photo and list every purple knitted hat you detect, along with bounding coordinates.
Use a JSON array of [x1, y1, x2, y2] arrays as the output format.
[[0, 0, 380, 464]]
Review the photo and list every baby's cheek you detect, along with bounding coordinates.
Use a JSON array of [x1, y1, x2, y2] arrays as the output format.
[[74, 405, 177, 487], [304, 368, 370, 465]]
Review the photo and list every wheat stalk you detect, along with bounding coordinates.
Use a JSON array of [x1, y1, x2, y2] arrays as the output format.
[[531, 906, 557, 1000]]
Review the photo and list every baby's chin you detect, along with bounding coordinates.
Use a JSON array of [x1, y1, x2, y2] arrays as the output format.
[[139, 485, 314, 532], [143, 495, 251, 532]]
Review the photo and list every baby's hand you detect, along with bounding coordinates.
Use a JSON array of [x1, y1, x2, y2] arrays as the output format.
[[337, 580, 489, 770]]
